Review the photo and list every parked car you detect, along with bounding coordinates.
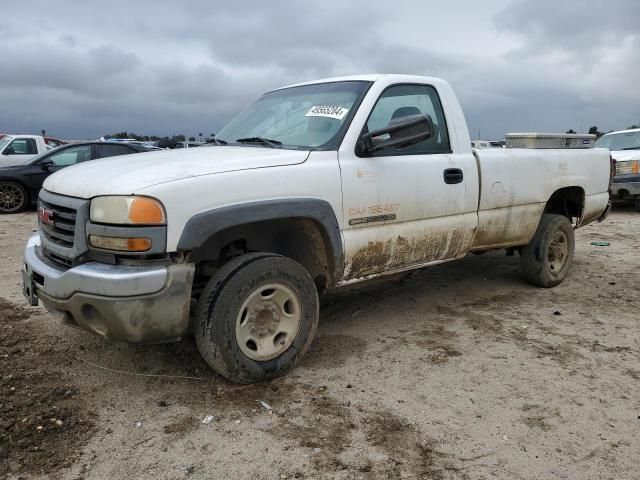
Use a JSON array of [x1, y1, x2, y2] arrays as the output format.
[[173, 141, 204, 148], [103, 138, 138, 143], [472, 140, 503, 148], [127, 141, 162, 150], [44, 137, 68, 148], [0, 141, 154, 213], [596, 128, 640, 210], [23, 74, 612, 383], [0, 135, 52, 164], [102, 138, 161, 150]]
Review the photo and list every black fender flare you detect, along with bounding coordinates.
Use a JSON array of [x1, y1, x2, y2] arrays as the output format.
[[177, 198, 344, 285]]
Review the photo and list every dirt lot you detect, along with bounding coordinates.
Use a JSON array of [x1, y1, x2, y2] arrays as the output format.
[[1, 208, 638, 480]]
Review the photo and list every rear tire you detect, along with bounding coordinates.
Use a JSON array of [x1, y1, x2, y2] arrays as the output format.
[[0, 181, 28, 214], [634, 197, 640, 212], [520, 214, 575, 288], [194, 253, 319, 384]]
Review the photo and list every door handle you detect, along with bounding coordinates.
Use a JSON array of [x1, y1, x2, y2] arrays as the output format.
[[443, 168, 463, 184]]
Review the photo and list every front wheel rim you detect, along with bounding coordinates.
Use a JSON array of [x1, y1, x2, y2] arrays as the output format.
[[235, 282, 302, 361], [548, 231, 569, 273], [0, 184, 24, 212]]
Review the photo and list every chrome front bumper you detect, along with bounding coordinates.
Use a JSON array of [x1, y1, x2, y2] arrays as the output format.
[[23, 234, 195, 343], [610, 179, 640, 197]]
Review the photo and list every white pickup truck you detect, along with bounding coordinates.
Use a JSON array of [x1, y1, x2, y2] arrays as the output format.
[[0, 135, 51, 165], [22, 74, 612, 383], [595, 128, 640, 210]]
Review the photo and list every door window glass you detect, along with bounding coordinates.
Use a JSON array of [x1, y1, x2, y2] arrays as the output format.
[[365, 84, 450, 155], [49, 145, 92, 166], [7, 138, 37, 155]]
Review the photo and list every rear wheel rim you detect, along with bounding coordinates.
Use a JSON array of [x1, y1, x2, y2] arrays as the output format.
[[235, 282, 302, 361], [0, 184, 24, 212], [548, 231, 569, 274]]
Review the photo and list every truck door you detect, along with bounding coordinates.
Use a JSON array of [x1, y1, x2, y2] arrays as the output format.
[[2, 137, 38, 161], [338, 84, 469, 281]]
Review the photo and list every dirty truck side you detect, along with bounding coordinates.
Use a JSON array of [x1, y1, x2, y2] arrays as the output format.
[[22, 74, 612, 383]]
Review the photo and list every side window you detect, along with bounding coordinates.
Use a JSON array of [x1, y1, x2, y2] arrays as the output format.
[[7, 138, 37, 155], [364, 84, 450, 155], [97, 144, 133, 158], [49, 145, 92, 167]]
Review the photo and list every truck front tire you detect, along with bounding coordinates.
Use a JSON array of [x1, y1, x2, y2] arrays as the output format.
[[520, 214, 575, 288], [194, 253, 319, 384]]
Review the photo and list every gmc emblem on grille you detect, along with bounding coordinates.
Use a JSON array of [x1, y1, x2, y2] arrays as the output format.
[[38, 207, 55, 226]]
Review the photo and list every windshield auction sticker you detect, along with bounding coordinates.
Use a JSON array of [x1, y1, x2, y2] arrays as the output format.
[[305, 105, 349, 120]]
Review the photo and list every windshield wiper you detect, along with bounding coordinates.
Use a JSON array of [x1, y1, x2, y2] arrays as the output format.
[[236, 137, 282, 148], [620, 147, 640, 150]]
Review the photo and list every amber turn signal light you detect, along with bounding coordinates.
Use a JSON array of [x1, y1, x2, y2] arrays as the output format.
[[129, 197, 166, 224], [89, 235, 152, 252]]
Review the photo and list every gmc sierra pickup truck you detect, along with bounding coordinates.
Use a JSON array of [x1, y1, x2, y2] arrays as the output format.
[[596, 128, 640, 210], [22, 75, 612, 383]]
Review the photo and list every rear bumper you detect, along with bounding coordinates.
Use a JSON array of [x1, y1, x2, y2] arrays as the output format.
[[23, 234, 194, 343]]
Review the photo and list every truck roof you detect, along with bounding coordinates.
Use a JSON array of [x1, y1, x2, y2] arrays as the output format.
[[2, 134, 45, 139], [274, 74, 450, 92]]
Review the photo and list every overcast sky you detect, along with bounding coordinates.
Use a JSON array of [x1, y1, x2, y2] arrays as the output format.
[[1, 0, 638, 140]]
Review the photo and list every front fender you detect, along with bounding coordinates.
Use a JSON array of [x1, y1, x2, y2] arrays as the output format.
[[177, 198, 344, 284]]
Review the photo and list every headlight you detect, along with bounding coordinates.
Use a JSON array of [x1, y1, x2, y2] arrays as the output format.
[[615, 159, 640, 176], [90, 196, 166, 225]]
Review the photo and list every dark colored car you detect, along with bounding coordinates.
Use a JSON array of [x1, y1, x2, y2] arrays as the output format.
[[0, 141, 154, 214]]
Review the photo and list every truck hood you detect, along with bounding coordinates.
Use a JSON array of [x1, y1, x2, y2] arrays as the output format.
[[43, 146, 310, 199], [611, 150, 640, 161]]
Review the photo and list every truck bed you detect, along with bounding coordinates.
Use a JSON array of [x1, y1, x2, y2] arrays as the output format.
[[470, 147, 611, 250]]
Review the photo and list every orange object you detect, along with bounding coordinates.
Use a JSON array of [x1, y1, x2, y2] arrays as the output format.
[[89, 235, 152, 252], [129, 197, 165, 224]]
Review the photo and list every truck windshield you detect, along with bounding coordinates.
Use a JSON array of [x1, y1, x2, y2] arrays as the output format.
[[0, 137, 12, 150], [595, 131, 640, 151], [215, 81, 371, 150]]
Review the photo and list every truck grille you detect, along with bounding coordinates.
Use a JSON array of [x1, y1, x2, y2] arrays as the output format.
[[39, 200, 77, 248], [38, 190, 89, 269]]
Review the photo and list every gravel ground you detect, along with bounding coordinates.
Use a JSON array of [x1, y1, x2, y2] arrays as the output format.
[[1, 207, 638, 480]]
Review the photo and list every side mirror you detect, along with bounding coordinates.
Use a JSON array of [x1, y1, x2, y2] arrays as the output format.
[[358, 114, 434, 156], [40, 160, 54, 170], [2, 148, 12, 155]]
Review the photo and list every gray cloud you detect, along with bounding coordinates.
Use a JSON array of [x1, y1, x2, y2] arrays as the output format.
[[0, 0, 638, 140], [499, 0, 640, 54]]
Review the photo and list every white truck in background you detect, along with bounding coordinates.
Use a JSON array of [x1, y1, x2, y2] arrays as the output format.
[[22, 74, 612, 383], [0, 135, 52, 165], [596, 128, 640, 210]]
